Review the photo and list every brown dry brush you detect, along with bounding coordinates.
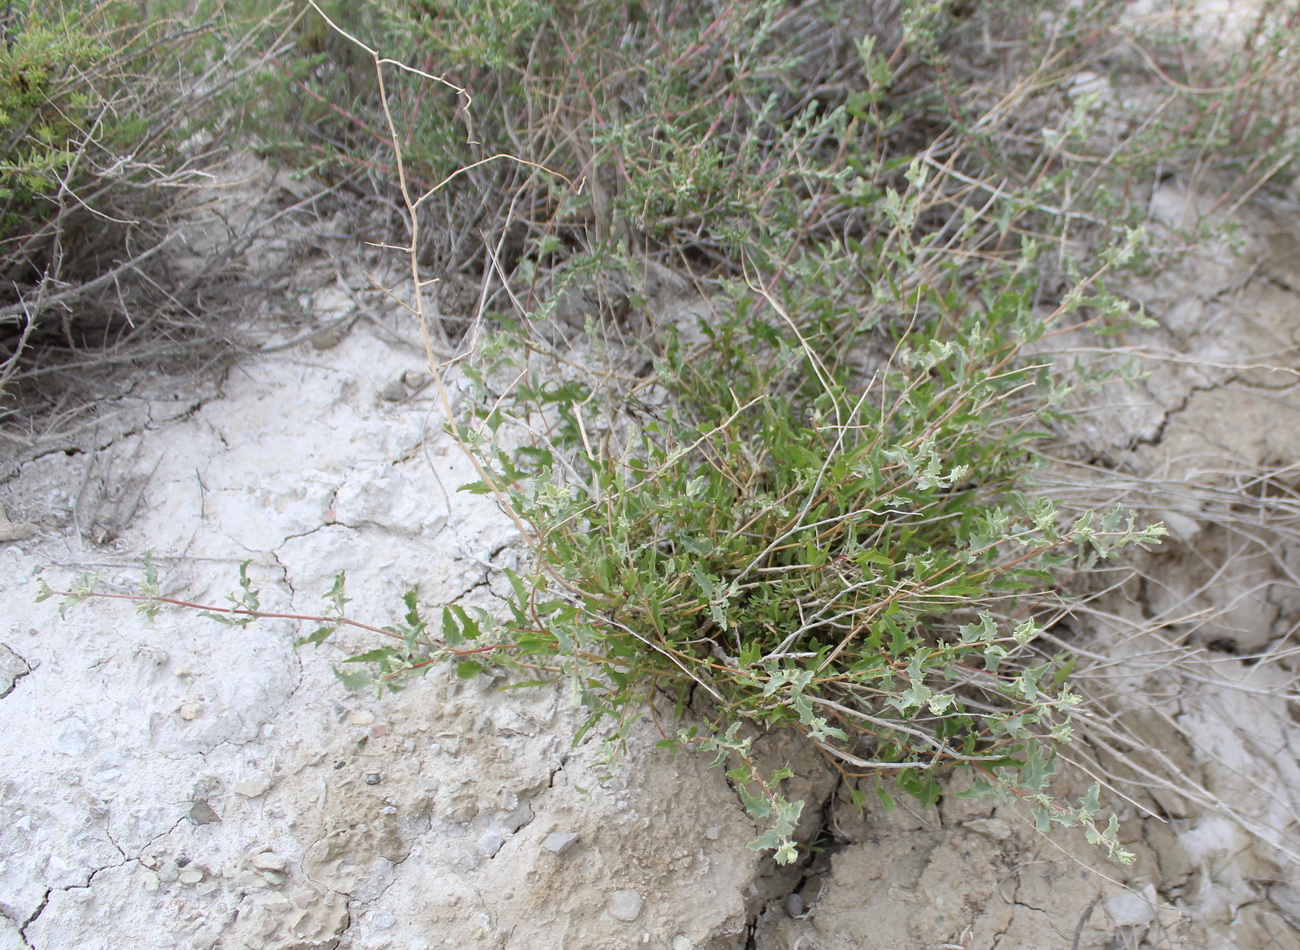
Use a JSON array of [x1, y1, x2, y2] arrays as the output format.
[[0, 1, 331, 427]]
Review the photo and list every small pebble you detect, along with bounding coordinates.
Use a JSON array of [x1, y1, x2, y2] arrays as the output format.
[[963, 818, 1012, 840], [786, 893, 805, 917], [178, 870, 204, 886], [234, 776, 271, 798], [350, 711, 375, 726], [188, 801, 221, 826], [365, 773, 381, 785], [261, 893, 291, 912], [252, 852, 286, 872], [54, 720, 90, 756], [177, 702, 201, 721], [608, 889, 643, 922], [1105, 885, 1157, 928], [542, 832, 579, 855]]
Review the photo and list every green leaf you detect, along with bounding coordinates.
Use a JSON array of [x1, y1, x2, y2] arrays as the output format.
[[499, 678, 558, 690], [334, 666, 371, 690], [317, 573, 350, 621], [457, 659, 485, 679], [442, 606, 463, 647], [346, 648, 395, 664], [876, 783, 895, 810], [1051, 653, 1077, 687], [200, 610, 255, 628], [896, 768, 941, 807], [295, 625, 337, 648], [847, 784, 867, 809]]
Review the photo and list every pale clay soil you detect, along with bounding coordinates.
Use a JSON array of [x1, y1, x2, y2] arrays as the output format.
[[7, 36, 1300, 947]]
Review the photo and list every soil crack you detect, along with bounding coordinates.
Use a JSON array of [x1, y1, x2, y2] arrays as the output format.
[[742, 776, 843, 949], [18, 889, 49, 948], [0, 643, 32, 698]]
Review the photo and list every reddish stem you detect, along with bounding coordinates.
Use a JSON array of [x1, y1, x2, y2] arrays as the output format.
[[43, 588, 513, 658]]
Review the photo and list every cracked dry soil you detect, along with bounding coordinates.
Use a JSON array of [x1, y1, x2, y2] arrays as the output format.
[[4, 172, 1300, 949]]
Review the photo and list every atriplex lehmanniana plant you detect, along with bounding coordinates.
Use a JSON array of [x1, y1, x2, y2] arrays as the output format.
[[34, 0, 1219, 864]]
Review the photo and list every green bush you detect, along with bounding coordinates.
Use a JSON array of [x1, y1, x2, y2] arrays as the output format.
[[438, 267, 1161, 862]]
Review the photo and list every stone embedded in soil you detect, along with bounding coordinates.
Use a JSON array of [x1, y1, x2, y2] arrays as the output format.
[[54, 718, 91, 756], [479, 830, 506, 856], [1106, 885, 1158, 928], [188, 801, 221, 825], [0, 504, 36, 542], [963, 818, 1012, 840], [252, 851, 287, 872], [542, 832, 579, 854], [234, 775, 272, 798], [0, 644, 30, 698], [608, 889, 644, 922]]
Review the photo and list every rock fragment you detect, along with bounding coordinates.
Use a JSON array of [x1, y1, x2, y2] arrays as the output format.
[[542, 832, 579, 855], [189, 801, 221, 825], [252, 852, 287, 872], [0, 644, 31, 698], [1105, 885, 1158, 928], [608, 889, 643, 922], [0, 504, 36, 542], [479, 830, 506, 856], [234, 775, 272, 798], [963, 818, 1012, 840]]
